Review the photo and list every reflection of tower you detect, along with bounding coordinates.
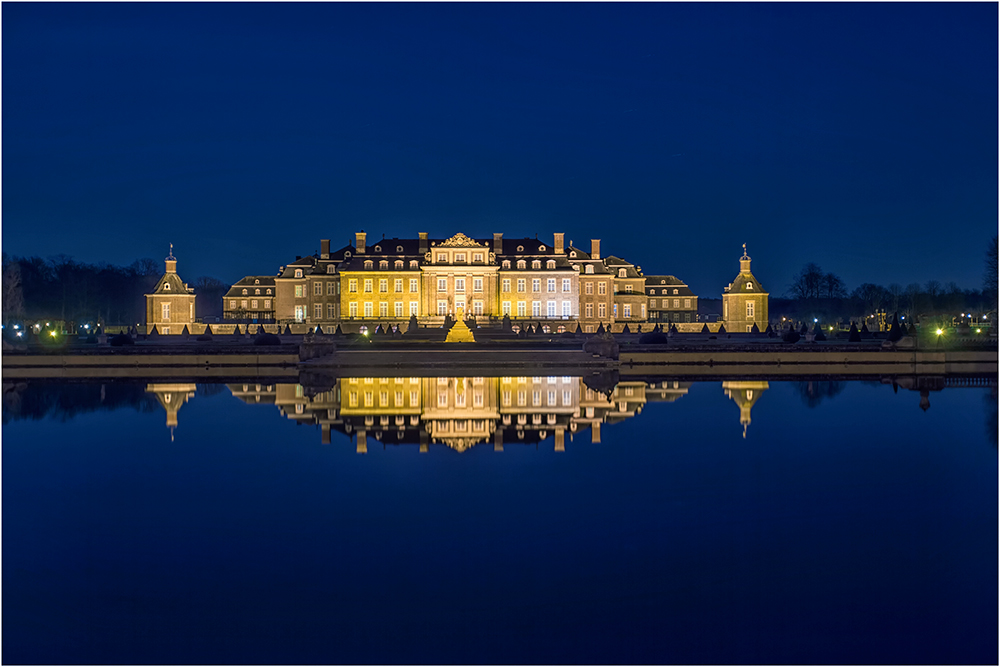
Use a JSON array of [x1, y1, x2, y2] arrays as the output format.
[[146, 383, 197, 441], [722, 381, 769, 438]]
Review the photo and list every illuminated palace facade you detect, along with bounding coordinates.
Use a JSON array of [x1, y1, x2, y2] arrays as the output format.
[[230, 231, 672, 333], [222, 375, 769, 451]]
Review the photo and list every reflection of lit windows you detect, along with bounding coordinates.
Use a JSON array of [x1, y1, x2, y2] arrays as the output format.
[[473, 391, 483, 407], [455, 391, 466, 407], [364, 392, 373, 407], [296, 404, 304, 414], [517, 391, 526, 406], [619, 401, 627, 411], [547, 391, 556, 405], [563, 391, 571, 405], [379, 391, 388, 406], [586, 406, 595, 418], [294, 306, 304, 322], [624, 387, 633, 396], [348, 392, 358, 407], [410, 391, 419, 406], [532, 391, 541, 406], [438, 392, 448, 406], [395, 391, 403, 405], [502, 391, 511, 405]]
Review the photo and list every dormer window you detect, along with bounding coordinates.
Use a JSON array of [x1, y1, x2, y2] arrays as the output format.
[[660, 280, 666, 284], [255, 279, 260, 285], [517, 245, 524, 252], [437, 253, 446, 263], [242, 289, 248, 295], [473, 253, 483, 263], [538, 245, 546, 252], [570, 251, 576, 257], [502, 260, 511, 269], [747, 282, 753, 290], [266, 289, 272, 294], [344, 251, 352, 258], [618, 269, 627, 278], [455, 253, 466, 263], [662, 289, 668, 295], [164, 283, 170, 291], [294, 269, 303, 278], [364, 260, 373, 270], [532, 260, 541, 270], [379, 260, 388, 270], [374, 245, 381, 252], [396, 245, 403, 253], [409, 260, 418, 269], [547, 260, 556, 269], [255, 289, 260, 295], [394, 260, 403, 270], [327, 265, 335, 274], [674, 289, 679, 295], [585, 265, 594, 274], [517, 260, 526, 270]]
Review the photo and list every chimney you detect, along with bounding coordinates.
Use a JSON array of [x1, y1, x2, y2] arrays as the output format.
[[493, 232, 503, 254], [320, 239, 330, 259], [355, 231, 366, 254], [419, 232, 429, 254], [591, 239, 601, 260], [554, 232, 565, 255]]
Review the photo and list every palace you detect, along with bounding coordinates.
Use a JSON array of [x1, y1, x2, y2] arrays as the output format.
[[224, 231, 715, 333]]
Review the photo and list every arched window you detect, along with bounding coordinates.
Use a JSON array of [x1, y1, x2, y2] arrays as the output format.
[[532, 260, 541, 269], [660, 280, 666, 284], [327, 265, 335, 274], [746, 282, 753, 290], [673, 289, 679, 295], [517, 260, 526, 270], [502, 260, 511, 269], [517, 245, 524, 252], [618, 268, 627, 278], [570, 251, 576, 258], [538, 245, 546, 252], [546, 260, 556, 269], [242, 289, 247, 295], [409, 260, 418, 269], [255, 289, 260, 295], [364, 260, 373, 270], [379, 260, 388, 270], [164, 283, 170, 291], [395, 260, 403, 270], [662, 289, 668, 295], [267, 289, 272, 294]]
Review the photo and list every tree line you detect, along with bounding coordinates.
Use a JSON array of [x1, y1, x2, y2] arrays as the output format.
[[1, 253, 227, 327], [776, 237, 998, 324]]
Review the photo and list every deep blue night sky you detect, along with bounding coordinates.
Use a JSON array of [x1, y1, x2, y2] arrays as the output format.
[[2, 3, 996, 295]]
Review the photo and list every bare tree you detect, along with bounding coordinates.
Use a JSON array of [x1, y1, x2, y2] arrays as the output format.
[[887, 283, 903, 314], [904, 283, 922, 315], [852, 283, 887, 316], [789, 263, 824, 299], [2, 260, 25, 325], [985, 235, 998, 309], [821, 273, 847, 299]]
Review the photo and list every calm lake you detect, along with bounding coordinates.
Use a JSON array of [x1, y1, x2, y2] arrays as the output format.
[[3, 375, 997, 665]]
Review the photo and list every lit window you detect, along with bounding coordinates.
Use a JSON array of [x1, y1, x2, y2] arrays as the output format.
[[585, 282, 593, 295], [455, 278, 465, 293], [314, 282, 322, 295], [502, 260, 511, 269], [455, 253, 466, 263], [380, 261, 388, 270], [625, 285, 632, 293], [517, 260, 526, 270], [473, 278, 483, 293], [532, 260, 541, 270], [395, 260, 403, 270], [547, 260, 556, 269], [438, 278, 447, 292], [747, 282, 753, 290], [747, 301, 755, 318], [585, 265, 594, 274], [379, 279, 388, 293], [349, 279, 357, 293], [252, 300, 258, 309], [295, 286, 303, 298], [532, 279, 540, 292], [410, 278, 418, 292], [598, 282, 606, 295], [295, 269, 303, 278], [364, 302, 373, 317], [502, 279, 511, 293], [624, 304, 631, 318], [162, 303, 170, 320], [364, 279, 372, 293], [164, 283, 170, 291], [547, 279, 556, 292], [517, 279, 526, 293], [395, 278, 403, 292], [619, 268, 627, 278], [364, 260, 373, 270], [473, 253, 483, 263], [437, 254, 447, 263], [242, 289, 248, 295], [255, 289, 260, 295]]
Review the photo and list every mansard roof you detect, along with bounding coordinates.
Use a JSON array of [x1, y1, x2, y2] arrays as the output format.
[[726, 273, 768, 294], [148, 271, 194, 296], [225, 276, 276, 298], [645, 275, 686, 286]]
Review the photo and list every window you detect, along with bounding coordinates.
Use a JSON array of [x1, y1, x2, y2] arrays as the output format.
[[517, 301, 526, 317], [438, 301, 447, 315], [364, 302, 373, 317], [437, 253, 447, 263], [473, 300, 483, 315], [502, 260, 511, 269], [328, 303, 336, 319], [585, 303, 593, 318], [410, 302, 419, 316], [230, 300, 237, 309], [379, 261, 388, 270], [598, 282, 607, 295], [364, 279, 372, 293], [673, 289, 679, 295], [379, 279, 388, 293], [380, 302, 388, 317], [395, 302, 403, 317], [624, 304, 631, 318], [455, 253, 466, 263], [267, 288, 271, 295], [619, 269, 627, 278], [349, 302, 358, 317], [314, 304, 322, 319], [517, 279, 526, 293], [547, 301, 556, 317], [438, 278, 447, 292], [241, 300, 247, 309], [410, 278, 418, 293], [747, 301, 755, 318], [562, 301, 571, 317], [327, 282, 336, 295], [295, 269, 303, 278], [364, 260, 373, 270], [613, 304, 618, 318], [394, 279, 403, 293], [674, 299, 680, 308], [410, 260, 418, 270], [532, 301, 541, 317], [349, 279, 357, 293], [585, 265, 594, 274], [242, 289, 248, 295], [684, 298, 691, 308], [162, 303, 170, 320], [253, 288, 259, 296], [532, 279, 540, 292], [598, 303, 606, 318], [473, 253, 483, 263], [547, 260, 556, 269], [547, 279, 556, 292], [312, 282, 320, 295], [473, 278, 483, 293], [395, 261, 403, 270], [585, 282, 593, 295], [327, 265, 335, 274], [502, 278, 510, 293], [295, 305, 304, 321], [532, 260, 541, 270], [252, 300, 258, 309], [562, 279, 571, 292], [625, 285, 632, 293], [455, 278, 465, 293], [747, 282, 753, 290], [162, 327, 170, 335], [295, 285, 303, 298], [517, 260, 526, 270], [502, 301, 511, 315]]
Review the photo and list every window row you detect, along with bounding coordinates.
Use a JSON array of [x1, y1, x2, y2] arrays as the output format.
[[230, 299, 272, 310]]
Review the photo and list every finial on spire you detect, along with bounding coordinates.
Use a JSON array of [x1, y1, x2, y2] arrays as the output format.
[[167, 243, 176, 261], [741, 243, 750, 261]]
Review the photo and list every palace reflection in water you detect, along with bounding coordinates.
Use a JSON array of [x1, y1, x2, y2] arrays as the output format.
[[217, 376, 769, 452]]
